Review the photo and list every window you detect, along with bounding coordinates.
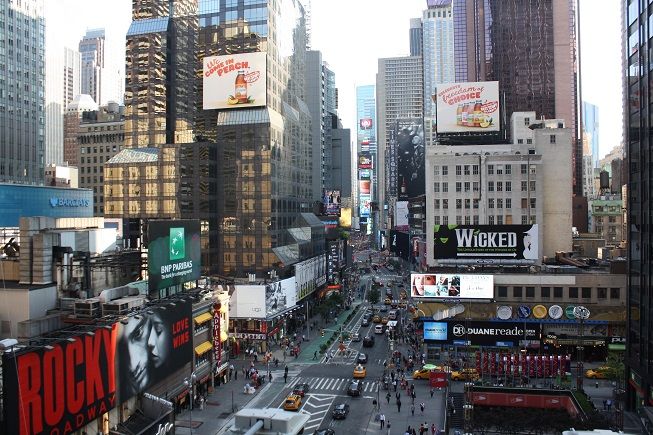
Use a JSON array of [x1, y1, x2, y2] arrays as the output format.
[[582, 287, 592, 299], [518, 139, 523, 144], [464, 199, 470, 209], [434, 216, 440, 225], [442, 216, 448, 224], [498, 286, 508, 298], [442, 182, 448, 192], [569, 287, 578, 298], [497, 181, 503, 192], [464, 215, 470, 224], [464, 165, 470, 175], [497, 215, 503, 224], [433, 166, 440, 176], [434, 199, 440, 209], [610, 287, 620, 299], [488, 165, 494, 175], [456, 199, 462, 209], [521, 164, 527, 175], [506, 198, 511, 208], [550, 134, 556, 144], [473, 215, 479, 224], [513, 286, 522, 297], [456, 182, 462, 192], [496, 165, 503, 175], [521, 181, 527, 192], [526, 138, 532, 144], [521, 198, 528, 208], [456, 165, 462, 176], [505, 165, 512, 175], [489, 215, 495, 224], [530, 165, 536, 175], [488, 181, 494, 191], [530, 198, 536, 209], [473, 199, 479, 209], [526, 287, 535, 298], [442, 166, 448, 175], [464, 182, 470, 192], [505, 181, 512, 192], [456, 215, 462, 224], [473, 165, 479, 175], [598, 288, 607, 299], [442, 199, 448, 209], [541, 287, 550, 298], [554, 287, 563, 298], [524, 117, 530, 125], [488, 198, 494, 208], [434, 182, 440, 192], [497, 198, 503, 209], [473, 181, 479, 191], [530, 181, 536, 192]]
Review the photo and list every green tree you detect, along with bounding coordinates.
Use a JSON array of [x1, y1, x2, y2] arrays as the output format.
[[603, 351, 625, 381], [368, 288, 380, 305]]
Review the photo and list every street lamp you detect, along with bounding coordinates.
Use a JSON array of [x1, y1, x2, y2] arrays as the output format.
[[184, 372, 197, 434]]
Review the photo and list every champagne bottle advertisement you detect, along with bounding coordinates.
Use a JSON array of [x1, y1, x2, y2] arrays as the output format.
[[435, 81, 500, 133], [203, 52, 267, 110]]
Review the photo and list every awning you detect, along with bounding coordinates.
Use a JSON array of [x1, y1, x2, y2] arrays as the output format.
[[194, 341, 213, 356], [608, 343, 626, 351], [194, 312, 212, 325]]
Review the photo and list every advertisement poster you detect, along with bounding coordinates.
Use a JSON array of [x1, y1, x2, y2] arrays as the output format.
[[359, 118, 373, 130], [358, 152, 372, 169], [359, 180, 371, 195], [395, 201, 409, 231], [228, 285, 267, 319], [294, 254, 327, 300], [423, 320, 540, 346], [359, 194, 371, 218], [359, 169, 371, 180], [435, 81, 500, 133], [266, 277, 296, 318], [147, 220, 202, 296], [433, 224, 539, 261], [410, 273, 493, 299], [395, 119, 425, 200], [323, 189, 341, 216], [2, 300, 193, 435], [389, 230, 410, 260], [327, 240, 340, 285], [203, 52, 267, 110]]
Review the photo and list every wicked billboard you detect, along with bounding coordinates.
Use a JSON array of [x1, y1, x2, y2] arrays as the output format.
[[148, 220, 202, 295], [433, 224, 539, 262], [2, 300, 193, 435]]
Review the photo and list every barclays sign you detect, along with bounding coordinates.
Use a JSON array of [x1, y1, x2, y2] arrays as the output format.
[[49, 197, 90, 208]]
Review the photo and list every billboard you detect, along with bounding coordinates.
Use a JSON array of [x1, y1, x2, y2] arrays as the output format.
[[323, 189, 341, 216], [410, 273, 493, 299], [359, 169, 371, 180], [423, 320, 540, 347], [327, 240, 341, 285], [294, 254, 327, 300], [148, 220, 202, 295], [389, 230, 410, 260], [203, 52, 267, 110], [359, 118, 373, 130], [266, 277, 297, 318], [435, 81, 500, 133], [395, 201, 409, 231], [339, 207, 352, 229], [396, 119, 425, 200], [359, 194, 371, 218], [359, 180, 371, 195], [433, 224, 539, 261], [2, 300, 193, 435], [358, 152, 372, 169], [227, 285, 267, 318]]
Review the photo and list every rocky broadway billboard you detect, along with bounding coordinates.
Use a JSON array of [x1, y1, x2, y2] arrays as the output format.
[[433, 224, 539, 262], [410, 273, 493, 299], [424, 320, 540, 346], [395, 119, 425, 200], [2, 299, 193, 435], [203, 52, 267, 110], [148, 220, 202, 295], [266, 277, 297, 318], [435, 81, 500, 133]]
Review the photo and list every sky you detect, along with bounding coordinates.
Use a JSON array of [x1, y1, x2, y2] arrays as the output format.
[[49, 0, 622, 159]]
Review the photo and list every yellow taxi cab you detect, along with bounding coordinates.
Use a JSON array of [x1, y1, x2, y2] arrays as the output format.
[[353, 364, 367, 378], [283, 394, 302, 411], [585, 366, 610, 379], [450, 368, 479, 382], [413, 368, 433, 380], [384, 298, 392, 305], [381, 317, 389, 325], [373, 315, 382, 323]]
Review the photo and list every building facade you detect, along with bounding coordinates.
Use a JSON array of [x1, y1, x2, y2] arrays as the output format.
[[0, 0, 45, 185], [409, 17, 423, 56], [588, 196, 624, 246], [79, 29, 105, 106]]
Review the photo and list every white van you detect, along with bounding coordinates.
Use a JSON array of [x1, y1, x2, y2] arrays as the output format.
[[388, 310, 398, 320], [374, 324, 384, 334]]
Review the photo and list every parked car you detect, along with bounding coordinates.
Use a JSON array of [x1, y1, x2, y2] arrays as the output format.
[[357, 353, 368, 364], [346, 380, 363, 396], [332, 403, 350, 419], [292, 383, 310, 397], [363, 335, 375, 347], [283, 394, 302, 411]]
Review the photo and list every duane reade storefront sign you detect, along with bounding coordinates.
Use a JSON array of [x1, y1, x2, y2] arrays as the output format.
[[423, 321, 541, 346]]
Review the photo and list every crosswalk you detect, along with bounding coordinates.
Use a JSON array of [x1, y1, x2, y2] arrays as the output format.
[[286, 376, 381, 394]]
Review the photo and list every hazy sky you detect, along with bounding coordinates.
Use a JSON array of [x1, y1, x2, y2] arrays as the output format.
[[48, 0, 622, 159]]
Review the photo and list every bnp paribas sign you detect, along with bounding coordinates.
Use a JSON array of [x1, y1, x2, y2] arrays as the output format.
[[433, 224, 539, 262], [147, 220, 202, 296]]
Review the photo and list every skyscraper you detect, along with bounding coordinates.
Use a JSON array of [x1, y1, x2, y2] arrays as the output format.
[[356, 85, 377, 227], [79, 29, 105, 106], [625, 0, 651, 413], [0, 0, 45, 184], [409, 17, 423, 56], [452, 0, 580, 194], [422, 0, 454, 146]]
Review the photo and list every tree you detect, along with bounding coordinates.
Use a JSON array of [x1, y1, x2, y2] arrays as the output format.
[[368, 288, 380, 305]]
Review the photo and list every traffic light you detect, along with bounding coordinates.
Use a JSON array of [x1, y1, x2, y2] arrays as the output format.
[[321, 329, 325, 337]]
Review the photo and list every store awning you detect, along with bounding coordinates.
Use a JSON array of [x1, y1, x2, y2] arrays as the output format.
[[194, 341, 213, 356], [194, 312, 212, 325], [608, 343, 626, 351]]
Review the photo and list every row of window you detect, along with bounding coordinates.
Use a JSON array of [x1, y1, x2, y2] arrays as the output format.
[[433, 164, 537, 177], [80, 145, 119, 154], [433, 215, 536, 225], [497, 286, 621, 300], [433, 181, 536, 194]]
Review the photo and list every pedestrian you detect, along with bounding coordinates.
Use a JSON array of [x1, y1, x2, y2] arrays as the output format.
[[411, 404, 415, 416], [386, 392, 391, 404], [603, 399, 607, 410], [595, 380, 599, 388], [244, 367, 249, 379], [380, 413, 385, 429], [396, 391, 401, 400], [430, 388, 434, 398], [607, 399, 612, 411], [268, 371, 273, 383], [397, 399, 402, 412], [313, 350, 318, 360], [386, 420, 391, 435], [431, 423, 437, 435], [420, 402, 425, 414], [393, 379, 398, 392]]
